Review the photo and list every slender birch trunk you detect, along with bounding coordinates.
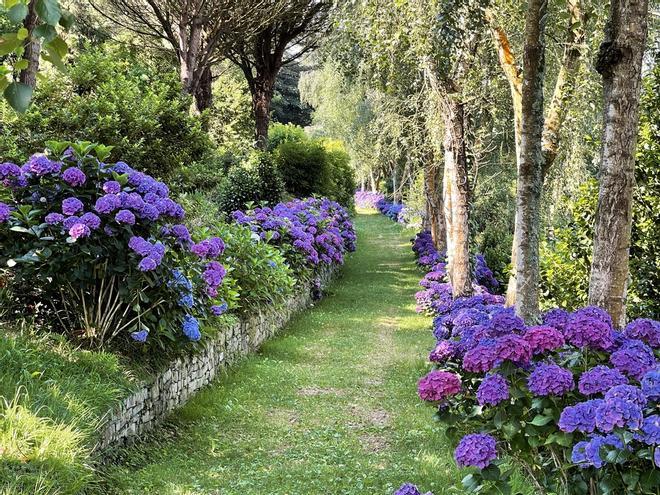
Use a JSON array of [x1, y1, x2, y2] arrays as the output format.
[[513, 0, 547, 323], [588, 0, 649, 327]]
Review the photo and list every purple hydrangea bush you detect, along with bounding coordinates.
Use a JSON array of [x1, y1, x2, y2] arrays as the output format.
[[232, 197, 356, 270], [0, 142, 233, 347], [410, 232, 660, 493], [354, 190, 384, 209]]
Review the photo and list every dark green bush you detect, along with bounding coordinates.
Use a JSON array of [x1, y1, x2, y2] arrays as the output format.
[[0, 43, 211, 179], [323, 140, 356, 209], [213, 151, 285, 215], [251, 152, 285, 205], [274, 139, 331, 198], [215, 166, 261, 215]]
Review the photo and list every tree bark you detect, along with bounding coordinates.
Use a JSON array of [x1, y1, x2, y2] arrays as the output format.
[[250, 74, 276, 150], [193, 65, 213, 113], [488, 1, 584, 308], [441, 94, 471, 297], [369, 170, 377, 192], [588, 0, 648, 327], [424, 160, 447, 251], [18, 0, 40, 88], [513, 0, 547, 323]]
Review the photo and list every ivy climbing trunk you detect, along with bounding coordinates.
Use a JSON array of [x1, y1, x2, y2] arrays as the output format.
[[441, 94, 471, 298], [588, 0, 649, 328], [513, 0, 547, 323]]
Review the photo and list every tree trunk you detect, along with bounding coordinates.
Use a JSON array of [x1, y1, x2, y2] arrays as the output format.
[[424, 160, 447, 251], [513, 0, 547, 323], [441, 94, 471, 298], [19, 0, 40, 88], [369, 170, 377, 192], [193, 65, 213, 112], [488, 2, 585, 308], [588, 0, 648, 327], [252, 75, 275, 150]]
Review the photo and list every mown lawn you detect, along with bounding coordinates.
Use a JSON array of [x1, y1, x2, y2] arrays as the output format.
[[99, 212, 472, 494]]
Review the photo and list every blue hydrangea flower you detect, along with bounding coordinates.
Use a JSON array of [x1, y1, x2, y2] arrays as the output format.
[[595, 397, 643, 432], [130, 329, 148, 342], [182, 315, 201, 341]]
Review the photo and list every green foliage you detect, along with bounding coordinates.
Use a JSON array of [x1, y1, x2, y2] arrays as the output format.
[[322, 139, 356, 209], [274, 137, 331, 199], [208, 222, 295, 311], [270, 60, 313, 128], [0, 43, 212, 179], [540, 180, 595, 312], [250, 152, 285, 206], [212, 152, 285, 216], [0, 0, 73, 112], [267, 122, 307, 150]]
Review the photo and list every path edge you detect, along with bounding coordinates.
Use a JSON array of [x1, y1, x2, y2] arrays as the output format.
[[94, 264, 340, 454]]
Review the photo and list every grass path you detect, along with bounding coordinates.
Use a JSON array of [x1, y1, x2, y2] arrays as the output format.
[[101, 212, 465, 495]]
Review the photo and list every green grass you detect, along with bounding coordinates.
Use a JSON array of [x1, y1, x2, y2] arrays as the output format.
[[99, 212, 470, 494], [0, 328, 136, 494]]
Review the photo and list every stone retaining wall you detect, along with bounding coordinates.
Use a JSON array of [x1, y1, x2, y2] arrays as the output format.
[[95, 266, 337, 452]]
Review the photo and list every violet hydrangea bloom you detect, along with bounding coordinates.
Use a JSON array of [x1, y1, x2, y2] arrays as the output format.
[[62, 167, 86, 187], [80, 212, 101, 230], [62, 215, 80, 230], [62, 197, 84, 215], [572, 434, 624, 468], [528, 363, 574, 397], [115, 209, 136, 225], [462, 342, 500, 373], [578, 366, 628, 395], [494, 334, 532, 365], [637, 415, 659, 445], [477, 374, 509, 406], [641, 368, 660, 399], [45, 212, 64, 225], [0, 202, 11, 222], [624, 318, 660, 348], [604, 384, 647, 408], [211, 302, 228, 316], [130, 329, 148, 342], [523, 325, 565, 354], [94, 194, 121, 214], [542, 308, 569, 332], [488, 311, 526, 336], [102, 180, 121, 194], [610, 339, 656, 379], [24, 154, 59, 176], [417, 370, 461, 402], [429, 340, 458, 363], [454, 433, 497, 469], [564, 311, 614, 350], [559, 400, 604, 433], [595, 397, 643, 432]]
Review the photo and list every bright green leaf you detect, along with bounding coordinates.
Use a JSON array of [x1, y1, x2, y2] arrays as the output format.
[[4, 81, 33, 112], [35, 0, 61, 25]]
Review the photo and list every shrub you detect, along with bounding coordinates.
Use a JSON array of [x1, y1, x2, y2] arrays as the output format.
[[274, 139, 331, 198], [214, 152, 285, 216], [411, 232, 660, 494], [0, 142, 231, 348], [200, 222, 296, 311], [323, 140, 356, 208], [232, 197, 357, 272], [0, 43, 211, 179], [354, 190, 384, 209], [268, 122, 307, 150]]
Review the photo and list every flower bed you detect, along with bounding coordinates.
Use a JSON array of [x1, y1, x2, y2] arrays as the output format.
[[354, 190, 384, 209], [0, 142, 230, 348], [407, 229, 660, 493]]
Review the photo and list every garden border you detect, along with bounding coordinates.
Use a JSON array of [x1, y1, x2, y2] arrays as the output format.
[[94, 264, 339, 453]]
